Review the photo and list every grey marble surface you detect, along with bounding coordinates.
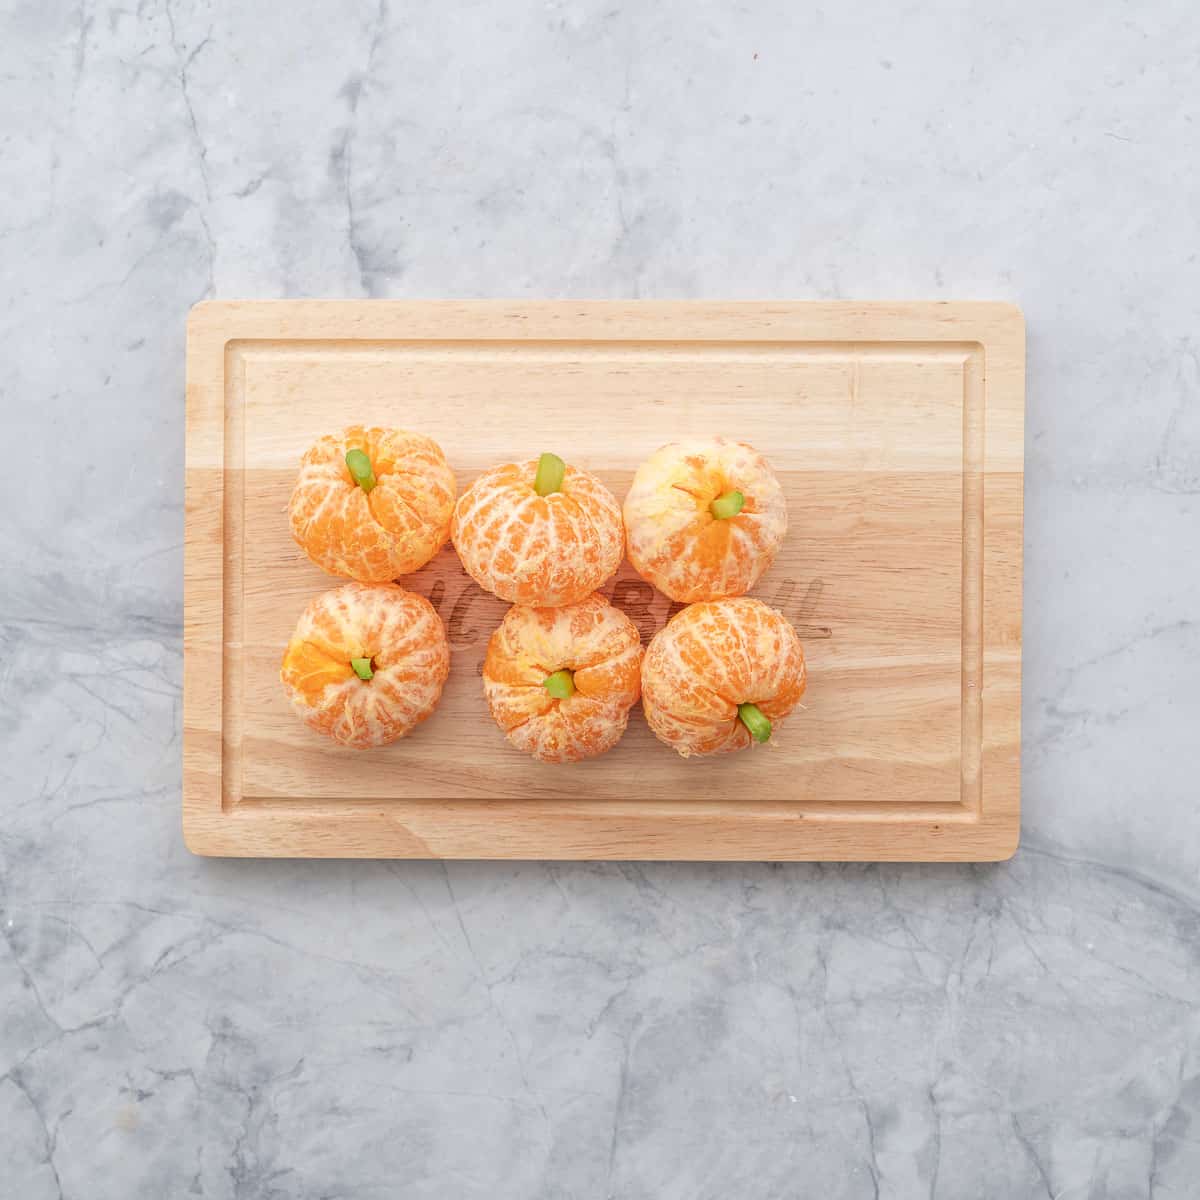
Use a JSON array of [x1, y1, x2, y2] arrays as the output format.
[[2, 1, 1198, 1196]]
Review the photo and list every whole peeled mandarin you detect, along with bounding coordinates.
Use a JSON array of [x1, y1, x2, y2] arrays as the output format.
[[280, 582, 449, 749], [641, 597, 806, 757], [623, 438, 787, 603], [483, 593, 642, 763], [288, 426, 456, 583], [452, 455, 623, 607]]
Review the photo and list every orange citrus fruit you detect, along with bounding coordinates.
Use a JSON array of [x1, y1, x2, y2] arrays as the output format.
[[482, 593, 643, 763], [641, 597, 806, 757], [288, 426, 457, 583], [623, 438, 787, 602], [452, 453, 623, 607], [280, 582, 450, 749]]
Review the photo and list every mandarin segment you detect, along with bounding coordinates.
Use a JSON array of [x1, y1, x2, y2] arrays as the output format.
[[280, 582, 450, 749], [452, 457, 623, 606], [288, 426, 457, 583], [482, 594, 643, 763], [623, 438, 787, 603], [641, 597, 806, 757]]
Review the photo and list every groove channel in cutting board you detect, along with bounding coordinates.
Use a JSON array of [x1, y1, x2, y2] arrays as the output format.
[[183, 302, 1023, 859]]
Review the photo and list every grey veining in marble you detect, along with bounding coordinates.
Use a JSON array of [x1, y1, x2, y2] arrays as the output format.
[[2, 1, 1198, 1196]]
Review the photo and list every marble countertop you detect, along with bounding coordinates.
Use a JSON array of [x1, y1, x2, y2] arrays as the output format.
[[3, 2, 1197, 1196]]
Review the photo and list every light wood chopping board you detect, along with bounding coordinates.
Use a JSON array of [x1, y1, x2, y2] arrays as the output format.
[[184, 301, 1023, 860]]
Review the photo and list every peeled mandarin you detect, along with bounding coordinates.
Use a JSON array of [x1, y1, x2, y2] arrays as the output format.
[[280, 582, 450, 749], [641, 597, 806, 757], [483, 593, 643, 763], [452, 455, 623, 607], [288, 426, 457, 583], [623, 438, 787, 603]]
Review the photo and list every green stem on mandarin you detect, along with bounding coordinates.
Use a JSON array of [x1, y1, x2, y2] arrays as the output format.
[[345, 448, 377, 493], [543, 669, 575, 699], [534, 452, 566, 496], [710, 489, 745, 519], [738, 702, 772, 743], [351, 657, 374, 681]]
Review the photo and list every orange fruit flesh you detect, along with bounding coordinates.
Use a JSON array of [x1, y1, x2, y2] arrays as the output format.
[[452, 460, 624, 607], [289, 427, 456, 583], [661, 457, 766, 573], [483, 595, 643, 763], [280, 582, 450, 749], [641, 597, 806, 757], [624, 439, 787, 604]]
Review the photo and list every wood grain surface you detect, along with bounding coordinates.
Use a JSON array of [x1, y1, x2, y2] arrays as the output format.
[[184, 301, 1024, 860]]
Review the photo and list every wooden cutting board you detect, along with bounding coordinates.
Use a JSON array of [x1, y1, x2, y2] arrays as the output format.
[[184, 301, 1023, 860]]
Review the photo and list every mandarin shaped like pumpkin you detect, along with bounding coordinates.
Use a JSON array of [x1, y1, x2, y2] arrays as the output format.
[[482, 593, 643, 763], [280, 582, 450, 749], [451, 453, 624, 607], [623, 438, 787, 603], [288, 426, 457, 583], [641, 597, 806, 757]]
